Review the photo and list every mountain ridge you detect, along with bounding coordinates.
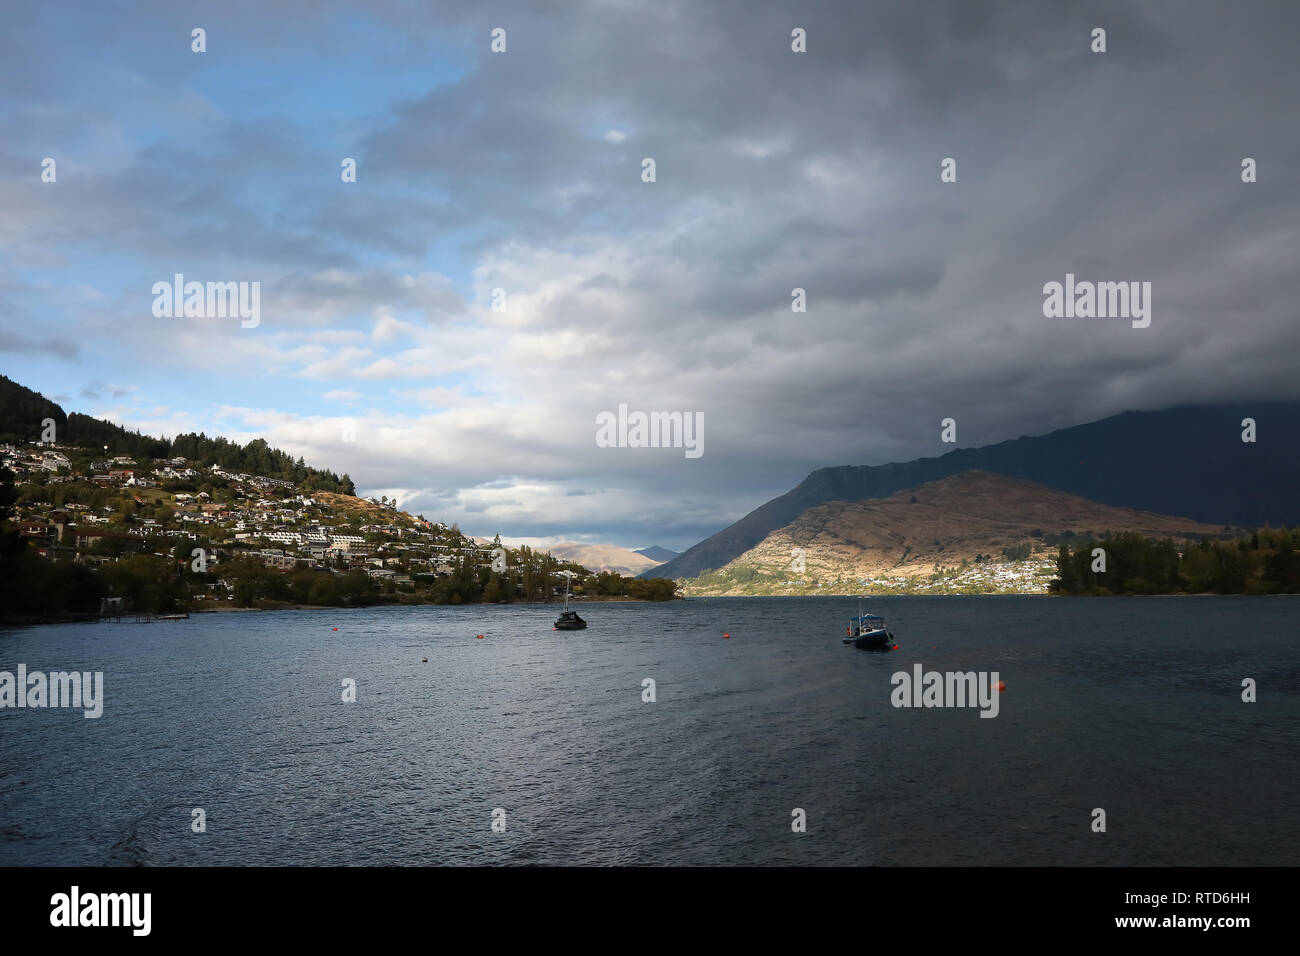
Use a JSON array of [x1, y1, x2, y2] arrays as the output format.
[[686, 470, 1236, 594], [649, 402, 1300, 579]]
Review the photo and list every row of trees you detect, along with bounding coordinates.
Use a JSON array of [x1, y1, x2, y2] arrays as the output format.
[[1051, 528, 1300, 594], [0, 541, 194, 623], [188, 548, 681, 609], [217, 556, 381, 608], [0, 373, 354, 494], [586, 571, 678, 600], [411, 549, 680, 606], [162, 434, 356, 494], [19, 422, 357, 495]]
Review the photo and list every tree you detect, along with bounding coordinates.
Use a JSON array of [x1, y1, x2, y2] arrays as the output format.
[[0, 468, 30, 610], [309, 575, 339, 606], [1002, 541, 1033, 561], [1266, 535, 1300, 592], [1051, 544, 1079, 594]]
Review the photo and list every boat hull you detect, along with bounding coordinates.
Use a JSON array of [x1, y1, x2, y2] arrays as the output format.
[[554, 609, 587, 630], [853, 629, 894, 650]]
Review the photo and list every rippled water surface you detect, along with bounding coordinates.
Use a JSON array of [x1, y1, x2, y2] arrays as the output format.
[[1, 596, 1297, 865]]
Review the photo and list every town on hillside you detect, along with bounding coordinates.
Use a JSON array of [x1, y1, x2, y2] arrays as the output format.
[[0, 438, 678, 623]]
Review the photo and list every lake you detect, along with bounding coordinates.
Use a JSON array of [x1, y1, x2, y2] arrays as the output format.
[[1, 596, 1296, 865]]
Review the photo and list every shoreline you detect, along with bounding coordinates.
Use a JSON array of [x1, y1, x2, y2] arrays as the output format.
[[7, 591, 1294, 631], [0, 595, 682, 630]]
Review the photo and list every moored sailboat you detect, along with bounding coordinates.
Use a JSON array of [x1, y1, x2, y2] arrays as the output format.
[[554, 570, 587, 630]]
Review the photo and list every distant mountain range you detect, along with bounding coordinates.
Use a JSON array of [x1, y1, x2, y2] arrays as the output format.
[[648, 402, 1300, 580], [545, 542, 665, 575]]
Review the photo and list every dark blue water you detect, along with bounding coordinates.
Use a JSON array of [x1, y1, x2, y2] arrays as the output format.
[[1, 597, 1296, 865]]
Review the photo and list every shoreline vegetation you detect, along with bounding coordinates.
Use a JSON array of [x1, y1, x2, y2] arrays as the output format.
[[1048, 529, 1300, 595], [0, 552, 683, 627]]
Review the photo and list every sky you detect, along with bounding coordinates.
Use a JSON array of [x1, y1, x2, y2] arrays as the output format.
[[2, 0, 1298, 552]]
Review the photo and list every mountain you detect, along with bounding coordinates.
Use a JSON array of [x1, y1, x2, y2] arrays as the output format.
[[650, 402, 1300, 579], [545, 542, 663, 575], [634, 546, 679, 563], [691, 471, 1232, 593]]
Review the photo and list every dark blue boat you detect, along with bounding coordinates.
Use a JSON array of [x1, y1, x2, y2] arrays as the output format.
[[844, 610, 895, 650]]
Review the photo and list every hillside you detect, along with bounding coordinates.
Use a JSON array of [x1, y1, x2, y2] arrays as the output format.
[[687, 471, 1237, 595], [0, 438, 679, 621], [650, 402, 1300, 579]]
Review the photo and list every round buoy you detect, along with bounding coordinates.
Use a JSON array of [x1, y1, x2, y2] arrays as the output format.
[[892, 645, 898, 650], [997, 680, 1006, 693], [332, 627, 338, 631], [476, 634, 484, 639], [724, 632, 730, 639]]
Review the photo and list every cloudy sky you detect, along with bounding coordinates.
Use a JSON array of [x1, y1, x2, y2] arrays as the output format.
[[3, 0, 1297, 551]]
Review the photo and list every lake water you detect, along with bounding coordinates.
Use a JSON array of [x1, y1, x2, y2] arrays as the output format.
[[1, 596, 1296, 866]]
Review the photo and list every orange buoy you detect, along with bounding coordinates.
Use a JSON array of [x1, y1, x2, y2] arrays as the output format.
[[476, 634, 484, 639], [332, 627, 338, 631], [724, 633, 730, 639], [996, 680, 1006, 692]]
